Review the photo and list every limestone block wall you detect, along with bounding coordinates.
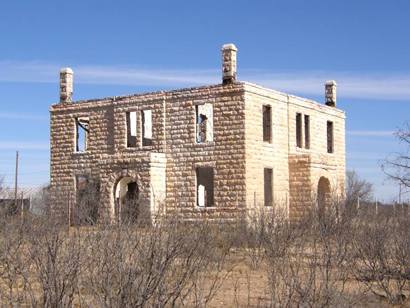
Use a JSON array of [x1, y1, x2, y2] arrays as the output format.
[[50, 80, 345, 223], [287, 94, 345, 218], [150, 152, 166, 215], [50, 92, 167, 222], [288, 154, 313, 220], [163, 83, 247, 220], [243, 84, 290, 213]]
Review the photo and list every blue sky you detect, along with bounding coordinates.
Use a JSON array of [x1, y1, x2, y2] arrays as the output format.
[[0, 0, 409, 201]]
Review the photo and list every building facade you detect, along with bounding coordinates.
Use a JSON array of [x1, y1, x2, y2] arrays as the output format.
[[50, 44, 345, 223]]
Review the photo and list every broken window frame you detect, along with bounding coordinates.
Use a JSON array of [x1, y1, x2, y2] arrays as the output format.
[[75, 117, 89, 152], [264, 168, 273, 207], [263, 105, 272, 143], [196, 166, 214, 207], [141, 110, 153, 147], [327, 121, 334, 153], [304, 114, 310, 149], [126, 111, 137, 148], [195, 103, 214, 144], [296, 113, 302, 148]]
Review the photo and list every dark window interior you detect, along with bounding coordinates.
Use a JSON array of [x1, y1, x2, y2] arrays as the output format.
[[304, 115, 310, 149], [264, 168, 273, 207], [327, 121, 334, 153], [296, 113, 302, 148], [263, 105, 272, 143], [196, 167, 214, 207]]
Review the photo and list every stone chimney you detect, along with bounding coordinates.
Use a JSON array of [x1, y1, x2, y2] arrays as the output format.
[[325, 80, 337, 107], [60, 67, 73, 103], [222, 43, 237, 84]]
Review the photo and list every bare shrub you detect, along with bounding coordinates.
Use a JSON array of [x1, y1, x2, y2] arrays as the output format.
[[82, 217, 231, 307], [0, 217, 32, 305], [74, 180, 100, 225], [262, 201, 356, 307], [351, 213, 410, 305], [25, 217, 83, 307]]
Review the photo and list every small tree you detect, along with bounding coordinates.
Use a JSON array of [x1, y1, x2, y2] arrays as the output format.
[[345, 170, 373, 209], [382, 123, 410, 190]]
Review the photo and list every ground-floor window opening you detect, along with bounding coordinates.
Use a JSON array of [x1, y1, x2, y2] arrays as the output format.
[[264, 168, 273, 207], [114, 177, 140, 223], [75, 175, 99, 225], [196, 167, 214, 207], [317, 176, 331, 217]]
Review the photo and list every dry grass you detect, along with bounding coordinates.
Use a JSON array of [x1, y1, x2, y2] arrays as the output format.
[[0, 204, 410, 307]]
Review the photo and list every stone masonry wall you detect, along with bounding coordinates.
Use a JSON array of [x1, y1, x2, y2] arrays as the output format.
[[163, 83, 247, 221], [50, 83, 248, 222], [242, 82, 345, 219], [50, 80, 345, 223], [243, 84, 290, 214]]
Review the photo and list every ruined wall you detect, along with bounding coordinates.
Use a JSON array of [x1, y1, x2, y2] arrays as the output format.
[[50, 83, 248, 222], [243, 84, 290, 214], [241, 82, 345, 219], [163, 83, 247, 220], [50, 80, 345, 223], [287, 94, 346, 218], [50, 92, 166, 222]]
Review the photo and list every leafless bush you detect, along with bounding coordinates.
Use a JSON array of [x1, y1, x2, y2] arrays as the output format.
[[25, 217, 83, 307], [351, 213, 410, 305], [2, 188, 410, 307], [0, 217, 32, 305], [261, 200, 357, 307], [80, 217, 231, 307]]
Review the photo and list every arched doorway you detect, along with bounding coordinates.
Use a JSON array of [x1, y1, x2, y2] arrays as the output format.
[[317, 176, 331, 215], [114, 177, 140, 223]]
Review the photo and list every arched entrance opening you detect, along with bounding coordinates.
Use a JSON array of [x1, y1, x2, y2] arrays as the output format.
[[317, 176, 331, 216], [114, 177, 140, 223]]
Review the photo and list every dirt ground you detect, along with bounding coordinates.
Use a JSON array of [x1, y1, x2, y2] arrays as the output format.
[[205, 250, 409, 308]]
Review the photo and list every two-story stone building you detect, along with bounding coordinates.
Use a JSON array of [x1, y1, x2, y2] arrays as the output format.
[[50, 44, 345, 223]]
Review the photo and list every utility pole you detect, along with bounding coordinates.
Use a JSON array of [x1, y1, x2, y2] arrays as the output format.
[[399, 183, 402, 205], [14, 151, 19, 211], [375, 198, 378, 215]]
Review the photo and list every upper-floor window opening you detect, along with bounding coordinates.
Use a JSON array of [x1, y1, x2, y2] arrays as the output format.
[[304, 115, 310, 149], [141, 110, 152, 146], [195, 104, 213, 143], [75, 117, 89, 152], [263, 105, 272, 143], [327, 121, 334, 153], [126, 111, 137, 147], [296, 113, 302, 148]]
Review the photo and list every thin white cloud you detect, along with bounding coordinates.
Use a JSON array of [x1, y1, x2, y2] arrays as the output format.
[[0, 141, 49, 150], [347, 130, 395, 137], [0, 60, 218, 86], [0, 112, 47, 120], [1, 60, 410, 100]]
